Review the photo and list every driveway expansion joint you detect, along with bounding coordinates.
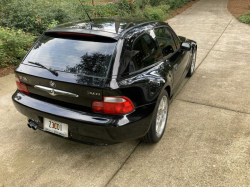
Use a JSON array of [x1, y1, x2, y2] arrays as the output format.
[[211, 49, 250, 56], [196, 17, 234, 71], [175, 98, 250, 116], [104, 141, 142, 187], [171, 17, 234, 102], [105, 16, 236, 186]]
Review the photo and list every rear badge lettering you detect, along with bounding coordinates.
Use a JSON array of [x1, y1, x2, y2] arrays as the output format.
[[87, 91, 101, 96]]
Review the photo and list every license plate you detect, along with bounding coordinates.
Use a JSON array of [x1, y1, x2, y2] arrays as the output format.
[[43, 118, 68, 137]]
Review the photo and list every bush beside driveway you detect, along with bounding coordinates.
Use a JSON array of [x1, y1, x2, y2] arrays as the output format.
[[228, 0, 250, 24]]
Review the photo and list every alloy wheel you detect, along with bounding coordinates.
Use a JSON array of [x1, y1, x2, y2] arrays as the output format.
[[155, 95, 168, 137], [191, 52, 196, 74]]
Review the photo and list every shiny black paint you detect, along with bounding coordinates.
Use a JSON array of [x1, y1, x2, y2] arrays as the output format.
[[16, 66, 105, 107], [13, 91, 155, 144], [52, 17, 155, 34], [13, 17, 197, 144]]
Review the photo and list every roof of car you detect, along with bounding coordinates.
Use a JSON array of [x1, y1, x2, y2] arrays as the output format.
[[46, 17, 168, 40]]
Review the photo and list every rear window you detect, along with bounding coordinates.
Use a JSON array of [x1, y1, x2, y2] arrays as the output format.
[[23, 33, 117, 77]]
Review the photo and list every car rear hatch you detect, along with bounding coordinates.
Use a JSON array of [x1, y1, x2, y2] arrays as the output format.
[[15, 32, 118, 111]]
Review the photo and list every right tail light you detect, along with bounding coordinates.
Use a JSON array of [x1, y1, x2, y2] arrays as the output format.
[[92, 96, 134, 115]]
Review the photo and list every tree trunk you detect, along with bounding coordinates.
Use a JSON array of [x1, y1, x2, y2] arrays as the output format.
[[92, 0, 94, 6]]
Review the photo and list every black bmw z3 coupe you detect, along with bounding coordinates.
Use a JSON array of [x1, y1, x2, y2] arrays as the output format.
[[12, 17, 197, 145]]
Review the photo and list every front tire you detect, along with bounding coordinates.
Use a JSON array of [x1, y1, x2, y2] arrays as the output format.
[[141, 90, 169, 143], [187, 49, 196, 77]]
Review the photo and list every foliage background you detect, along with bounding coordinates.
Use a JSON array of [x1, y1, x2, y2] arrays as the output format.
[[0, 0, 193, 67]]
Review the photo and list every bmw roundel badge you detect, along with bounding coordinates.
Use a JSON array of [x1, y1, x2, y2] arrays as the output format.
[[49, 81, 56, 88]]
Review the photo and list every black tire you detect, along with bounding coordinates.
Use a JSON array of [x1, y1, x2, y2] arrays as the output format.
[[187, 49, 197, 77], [141, 90, 169, 143]]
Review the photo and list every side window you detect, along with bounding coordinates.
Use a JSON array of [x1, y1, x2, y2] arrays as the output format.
[[129, 33, 160, 72], [168, 28, 181, 49], [119, 31, 162, 76], [154, 27, 177, 58]]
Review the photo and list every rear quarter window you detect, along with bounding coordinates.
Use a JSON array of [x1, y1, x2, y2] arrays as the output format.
[[23, 33, 117, 78], [119, 31, 162, 76]]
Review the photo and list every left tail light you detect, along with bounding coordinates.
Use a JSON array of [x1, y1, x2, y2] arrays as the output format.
[[15, 76, 29, 95], [92, 96, 135, 115]]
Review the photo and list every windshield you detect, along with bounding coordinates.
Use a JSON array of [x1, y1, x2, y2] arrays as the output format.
[[23, 34, 117, 77]]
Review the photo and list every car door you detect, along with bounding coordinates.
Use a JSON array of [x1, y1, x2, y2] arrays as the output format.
[[167, 27, 191, 80], [154, 27, 186, 89], [116, 29, 168, 106]]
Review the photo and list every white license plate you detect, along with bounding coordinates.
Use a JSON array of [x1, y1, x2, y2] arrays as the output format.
[[44, 118, 68, 137]]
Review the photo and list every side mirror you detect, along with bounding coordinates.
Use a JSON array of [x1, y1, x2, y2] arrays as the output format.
[[180, 42, 191, 51]]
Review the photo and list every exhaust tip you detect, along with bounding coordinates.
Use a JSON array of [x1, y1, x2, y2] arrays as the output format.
[[28, 120, 38, 130], [32, 125, 38, 130]]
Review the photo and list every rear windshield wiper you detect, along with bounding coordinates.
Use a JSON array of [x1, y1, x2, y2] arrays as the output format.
[[27, 61, 58, 76]]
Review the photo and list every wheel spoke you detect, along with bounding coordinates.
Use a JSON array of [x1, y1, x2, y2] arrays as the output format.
[[160, 100, 164, 110]]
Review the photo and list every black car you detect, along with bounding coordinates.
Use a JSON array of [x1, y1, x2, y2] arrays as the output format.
[[12, 17, 197, 145]]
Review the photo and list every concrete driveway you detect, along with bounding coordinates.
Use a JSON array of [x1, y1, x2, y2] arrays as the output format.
[[1, 0, 250, 186]]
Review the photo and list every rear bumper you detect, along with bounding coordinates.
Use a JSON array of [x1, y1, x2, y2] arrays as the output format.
[[12, 91, 156, 145]]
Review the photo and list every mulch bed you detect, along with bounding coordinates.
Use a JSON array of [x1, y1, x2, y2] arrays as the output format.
[[0, 65, 15, 78], [228, 0, 250, 18]]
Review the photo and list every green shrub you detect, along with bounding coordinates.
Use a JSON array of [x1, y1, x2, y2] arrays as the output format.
[[132, 8, 145, 18], [144, 5, 165, 21], [135, 0, 149, 10], [46, 19, 60, 30], [0, 0, 196, 68], [0, 0, 84, 35], [93, 3, 120, 17], [161, 0, 190, 9], [150, 0, 161, 6], [158, 4, 171, 12], [0, 27, 36, 67], [0, 0, 140, 35], [238, 12, 250, 24]]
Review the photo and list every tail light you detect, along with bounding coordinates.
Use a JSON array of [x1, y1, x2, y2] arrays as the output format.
[[15, 76, 29, 95], [92, 96, 134, 115]]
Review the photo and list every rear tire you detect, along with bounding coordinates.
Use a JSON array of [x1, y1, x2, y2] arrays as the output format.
[[187, 49, 196, 77], [141, 90, 169, 143]]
